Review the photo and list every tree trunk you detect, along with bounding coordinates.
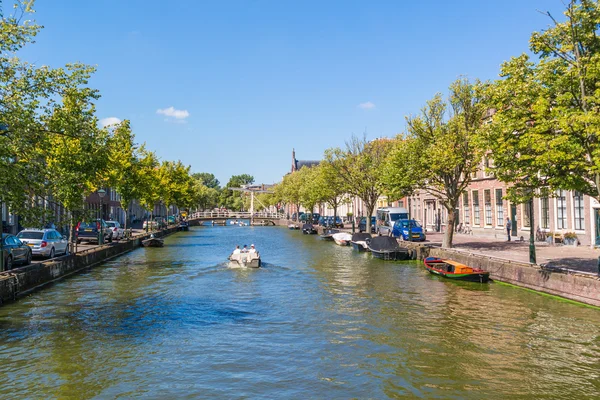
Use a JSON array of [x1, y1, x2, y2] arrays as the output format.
[[528, 197, 536, 264], [443, 207, 456, 248], [365, 201, 376, 234]]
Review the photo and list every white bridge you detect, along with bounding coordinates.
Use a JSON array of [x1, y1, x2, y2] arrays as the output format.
[[188, 211, 285, 221]]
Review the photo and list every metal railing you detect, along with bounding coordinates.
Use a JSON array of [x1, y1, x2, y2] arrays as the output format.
[[189, 211, 286, 220]]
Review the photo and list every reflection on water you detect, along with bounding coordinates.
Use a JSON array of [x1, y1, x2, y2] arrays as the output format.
[[0, 226, 598, 398]]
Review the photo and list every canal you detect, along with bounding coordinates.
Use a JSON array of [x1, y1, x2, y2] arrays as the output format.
[[0, 225, 599, 399]]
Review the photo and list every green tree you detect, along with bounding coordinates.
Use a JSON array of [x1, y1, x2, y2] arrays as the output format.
[[398, 78, 485, 248], [191, 172, 220, 189], [325, 136, 392, 234], [220, 174, 254, 210], [311, 158, 347, 223]]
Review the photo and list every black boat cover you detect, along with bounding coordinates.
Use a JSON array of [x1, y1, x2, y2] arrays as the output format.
[[351, 233, 371, 242], [368, 236, 402, 251], [302, 223, 315, 230]]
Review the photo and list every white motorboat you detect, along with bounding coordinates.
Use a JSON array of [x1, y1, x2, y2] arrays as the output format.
[[332, 232, 352, 246], [228, 252, 261, 268]]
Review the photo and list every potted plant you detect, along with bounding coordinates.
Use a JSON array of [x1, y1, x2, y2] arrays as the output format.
[[545, 231, 554, 244], [563, 232, 578, 246]]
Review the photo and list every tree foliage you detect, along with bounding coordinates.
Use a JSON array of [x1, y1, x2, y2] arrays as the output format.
[[325, 136, 392, 233]]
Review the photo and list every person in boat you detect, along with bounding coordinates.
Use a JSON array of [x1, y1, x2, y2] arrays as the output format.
[[241, 244, 249, 253], [232, 245, 241, 255], [249, 244, 257, 253]]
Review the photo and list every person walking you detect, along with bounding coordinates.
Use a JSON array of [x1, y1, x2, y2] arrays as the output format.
[[505, 216, 512, 241]]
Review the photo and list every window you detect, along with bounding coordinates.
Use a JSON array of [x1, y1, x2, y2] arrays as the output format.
[[484, 190, 492, 226], [496, 188, 504, 226], [523, 202, 531, 228], [463, 192, 470, 225], [541, 197, 549, 229], [573, 191, 585, 230], [473, 191, 480, 226], [556, 190, 567, 229]]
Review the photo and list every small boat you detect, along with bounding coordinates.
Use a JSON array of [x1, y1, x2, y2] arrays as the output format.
[[142, 236, 164, 247], [332, 232, 352, 246], [319, 228, 339, 240], [177, 221, 189, 231], [288, 224, 300, 230], [350, 232, 371, 252], [302, 223, 318, 235], [423, 257, 490, 282], [229, 252, 261, 268], [368, 236, 409, 260]]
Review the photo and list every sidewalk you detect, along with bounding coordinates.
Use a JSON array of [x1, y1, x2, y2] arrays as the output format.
[[425, 232, 600, 275]]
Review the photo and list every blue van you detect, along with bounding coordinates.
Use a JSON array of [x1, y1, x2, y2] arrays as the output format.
[[392, 219, 426, 241]]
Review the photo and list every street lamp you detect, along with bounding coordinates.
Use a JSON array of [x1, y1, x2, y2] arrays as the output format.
[[97, 189, 106, 245]]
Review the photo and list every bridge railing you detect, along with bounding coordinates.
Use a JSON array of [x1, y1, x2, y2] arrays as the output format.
[[189, 211, 286, 220]]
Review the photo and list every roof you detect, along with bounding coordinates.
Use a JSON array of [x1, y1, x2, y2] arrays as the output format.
[[295, 160, 320, 170]]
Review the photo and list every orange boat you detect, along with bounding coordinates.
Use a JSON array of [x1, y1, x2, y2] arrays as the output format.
[[424, 257, 490, 283]]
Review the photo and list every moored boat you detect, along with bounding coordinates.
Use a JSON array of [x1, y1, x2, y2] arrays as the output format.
[[302, 223, 318, 235], [229, 252, 261, 268], [368, 236, 409, 260], [423, 257, 490, 282], [319, 228, 339, 240], [142, 236, 164, 247], [350, 232, 371, 252], [177, 221, 189, 231], [332, 232, 352, 246], [288, 224, 300, 230]]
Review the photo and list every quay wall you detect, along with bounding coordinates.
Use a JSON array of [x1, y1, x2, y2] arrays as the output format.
[[401, 242, 600, 307], [0, 227, 178, 305]]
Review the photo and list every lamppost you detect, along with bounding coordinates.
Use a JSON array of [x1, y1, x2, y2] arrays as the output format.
[[97, 189, 106, 245]]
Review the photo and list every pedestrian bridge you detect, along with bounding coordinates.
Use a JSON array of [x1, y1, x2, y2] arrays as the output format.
[[188, 211, 285, 225]]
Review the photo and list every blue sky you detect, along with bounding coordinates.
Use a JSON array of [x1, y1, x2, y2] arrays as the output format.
[[17, 0, 565, 186]]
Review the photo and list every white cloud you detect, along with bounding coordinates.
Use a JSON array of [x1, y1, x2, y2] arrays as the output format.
[[156, 106, 190, 120], [358, 101, 376, 110], [100, 117, 121, 127]]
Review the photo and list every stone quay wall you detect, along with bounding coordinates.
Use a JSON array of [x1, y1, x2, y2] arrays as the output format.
[[401, 242, 600, 307], [0, 227, 178, 305]]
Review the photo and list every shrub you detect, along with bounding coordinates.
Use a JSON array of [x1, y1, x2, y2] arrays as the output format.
[[563, 232, 578, 240]]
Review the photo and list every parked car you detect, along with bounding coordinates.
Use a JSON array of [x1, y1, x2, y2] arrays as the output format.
[[1, 233, 32, 270], [142, 219, 157, 230], [105, 221, 124, 240], [358, 216, 377, 233], [17, 228, 69, 258], [311, 213, 321, 224], [167, 215, 176, 225], [154, 217, 167, 229], [392, 219, 426, 241], [291, 212, 304, 222], [76, 219, 113, 244], [326, 216, 344, 228]]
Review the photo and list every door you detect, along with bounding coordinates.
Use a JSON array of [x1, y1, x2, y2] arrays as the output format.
[[595, 209, 600, 246], [511, 204, 517, 235]]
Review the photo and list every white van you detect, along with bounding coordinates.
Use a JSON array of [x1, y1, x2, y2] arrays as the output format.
[[376, 207, 409, 236]]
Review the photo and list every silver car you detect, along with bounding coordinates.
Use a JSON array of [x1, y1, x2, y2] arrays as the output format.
[[105, 221, 124, 240], [17, 229, 69, 258]]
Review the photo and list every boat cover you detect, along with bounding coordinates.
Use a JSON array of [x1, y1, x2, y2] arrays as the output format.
[[321, 228, 340, 236], [351, 233, 372, 242], [368, 236, 402, 251], [332, 232, 352, 241], [302, 223, 315, 230]]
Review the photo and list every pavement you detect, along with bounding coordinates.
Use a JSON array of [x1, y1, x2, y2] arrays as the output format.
[[424, 232, 600, 275]]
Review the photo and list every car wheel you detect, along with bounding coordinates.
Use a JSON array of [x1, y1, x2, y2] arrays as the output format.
[[108, 235, 113, 243], [25, 251, 32, 265], [6, 255, 12, 271], [49, 247, 55, 259], [76, 239, 81, 244]]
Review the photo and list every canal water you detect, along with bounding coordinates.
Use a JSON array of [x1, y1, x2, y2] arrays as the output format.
[[0, 225, 599, 399]]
